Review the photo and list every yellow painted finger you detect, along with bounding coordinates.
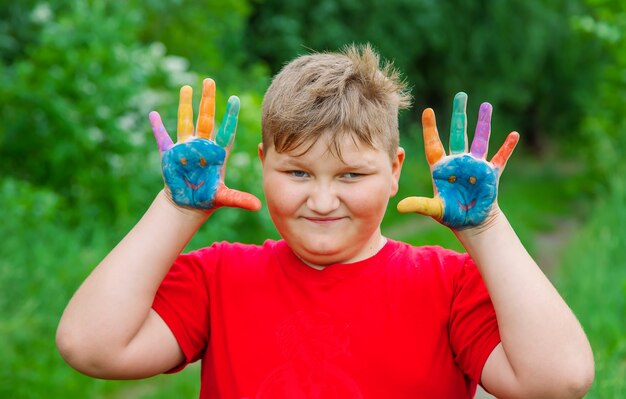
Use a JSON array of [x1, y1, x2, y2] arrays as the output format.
[[397, 196, 444, 220], [177, 85, 194, 142], [422, 108, 445, 166], [196, 78, 216, 139]]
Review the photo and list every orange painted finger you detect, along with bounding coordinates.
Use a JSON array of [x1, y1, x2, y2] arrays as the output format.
[[196, 78, 216, 139], [422, 108, 446, 166], [491, 131, 520, 170], [214, 185, 262, 211], [177, 85, 194, 142]]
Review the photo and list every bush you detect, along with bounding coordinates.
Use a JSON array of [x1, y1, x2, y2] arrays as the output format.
[[245, 0, 600, 151], [0, 1, 178, 221]]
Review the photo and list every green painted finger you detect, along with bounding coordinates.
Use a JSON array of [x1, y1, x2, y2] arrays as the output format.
[[450, 92, 468, 154], [216, 96, 240, 148]]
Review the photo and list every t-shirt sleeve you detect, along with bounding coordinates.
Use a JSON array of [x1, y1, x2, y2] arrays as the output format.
[[152, 247, 215, 371], [448, 256, 501, 383]]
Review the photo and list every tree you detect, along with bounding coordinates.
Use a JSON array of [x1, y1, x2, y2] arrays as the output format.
[[245, 0, 600, 150]]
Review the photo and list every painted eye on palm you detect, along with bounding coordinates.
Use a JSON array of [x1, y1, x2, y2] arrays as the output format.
[[398, 92, 519, 229]]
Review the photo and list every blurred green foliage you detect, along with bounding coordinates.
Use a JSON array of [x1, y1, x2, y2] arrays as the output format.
[[246, 0, 601, 151], [572, 0, 626, 186], [1, 0, 625, 397], [556, 1, 626, 397], [557, 177, 626, 398]]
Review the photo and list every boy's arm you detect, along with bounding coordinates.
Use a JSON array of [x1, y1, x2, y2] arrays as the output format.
[[57, 191, 208, 378], [457, 211, 594, 398], [398, 93, 594, 398], [56, 79, 261, 379]]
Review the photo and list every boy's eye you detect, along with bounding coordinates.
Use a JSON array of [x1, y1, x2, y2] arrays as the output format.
[[290, 170, 309, 178], [341, 172, 363, 179]]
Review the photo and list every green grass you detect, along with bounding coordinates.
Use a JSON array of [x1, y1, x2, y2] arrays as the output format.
[[0, 180, 203, 399], [555, 177, 626, 398]]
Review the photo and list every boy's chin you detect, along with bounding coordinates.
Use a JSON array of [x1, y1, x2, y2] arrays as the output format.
[[293, 243, 359, 268]]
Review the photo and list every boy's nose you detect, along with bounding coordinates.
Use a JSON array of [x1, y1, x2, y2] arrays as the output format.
[[306, 183, 340, 214]]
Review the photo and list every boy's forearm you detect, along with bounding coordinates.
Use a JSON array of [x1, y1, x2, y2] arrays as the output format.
[[57, 190, 209, 367], [455, 211, 593, 394]]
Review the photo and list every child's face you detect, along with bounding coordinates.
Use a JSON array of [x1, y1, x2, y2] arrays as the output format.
[[260, 132, 404, 268]]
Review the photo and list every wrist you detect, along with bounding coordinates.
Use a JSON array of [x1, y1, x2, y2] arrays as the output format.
[[454, 208, 519, 262], [156, 189, 213, 223], [454, 205, 507, 240]]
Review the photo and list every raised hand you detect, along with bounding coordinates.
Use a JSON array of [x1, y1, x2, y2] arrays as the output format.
[[149, 78, 261, 211], [397, 92, 519, 229]]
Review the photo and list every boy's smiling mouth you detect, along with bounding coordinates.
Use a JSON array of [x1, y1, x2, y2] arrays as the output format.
[[303, 216, 346, 224]]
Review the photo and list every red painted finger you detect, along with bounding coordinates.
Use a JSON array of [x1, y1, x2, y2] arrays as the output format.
[[214, 185, 262, 211], [491, 131, 520, 170]]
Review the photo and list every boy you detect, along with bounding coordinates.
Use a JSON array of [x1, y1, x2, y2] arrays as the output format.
[[57, 45, 594, 398]]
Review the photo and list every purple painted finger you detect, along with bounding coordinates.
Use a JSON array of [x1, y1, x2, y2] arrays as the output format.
[[149, 111, 174, 153], [470, 102, 492, 159]]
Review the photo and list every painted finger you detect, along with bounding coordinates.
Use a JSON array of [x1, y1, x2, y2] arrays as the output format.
[[215, 96, 240, 149], [214, 185, 262, 211], [149, 111, 174, 153], [491, 131, 520, 170], [470, 102, 492, 159], [450, 92, 468, 154], [177, 85, 194, 142], [196, 78, 216, 139], [397, 196, 444, 220], [422, 108, 445, 166]]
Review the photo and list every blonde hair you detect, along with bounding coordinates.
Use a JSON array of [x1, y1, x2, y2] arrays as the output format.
[[261, 44, 411, 160]]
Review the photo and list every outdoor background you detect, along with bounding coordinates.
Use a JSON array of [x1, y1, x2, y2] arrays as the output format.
[[1, 0, 624, 397]]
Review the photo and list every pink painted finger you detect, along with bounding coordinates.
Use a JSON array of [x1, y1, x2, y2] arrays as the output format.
[[491, 131, 520, 170], [214, 186, 262, 211], [422, 108, 445, 166], [196, 78, 216, 139], [470, 102, 492, 159], [149, 111, 174, 153]]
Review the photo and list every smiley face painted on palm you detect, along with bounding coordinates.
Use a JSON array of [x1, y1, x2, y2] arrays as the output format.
[[162, 139, 225, 209], [397, 92, 520, 230], [432, 154, 497, 227]]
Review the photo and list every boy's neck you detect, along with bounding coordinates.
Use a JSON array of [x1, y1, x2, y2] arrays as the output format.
[[297, 235, 388, 270]]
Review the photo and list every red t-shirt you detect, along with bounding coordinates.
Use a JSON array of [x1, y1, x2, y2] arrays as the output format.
[[152, 239, 500, 399]]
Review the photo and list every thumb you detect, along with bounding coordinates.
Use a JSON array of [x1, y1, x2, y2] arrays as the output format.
[[214, 185, 262, 211], [397, 196, 444, 220]]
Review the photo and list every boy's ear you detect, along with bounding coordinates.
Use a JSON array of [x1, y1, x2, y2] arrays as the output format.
[[390, 147, 405, 197], [258, 143, 265, 164]]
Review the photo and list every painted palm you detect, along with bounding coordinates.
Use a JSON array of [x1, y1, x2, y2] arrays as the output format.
[[398, 92, 519, 229], [149, 79, 260, 211]]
